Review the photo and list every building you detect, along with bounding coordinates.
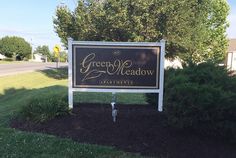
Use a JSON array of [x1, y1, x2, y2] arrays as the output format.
[[0, 53, 6, 60], [33, 53, 47, 62], [226, 39, 236, 71], [164, 57, 182, 69]]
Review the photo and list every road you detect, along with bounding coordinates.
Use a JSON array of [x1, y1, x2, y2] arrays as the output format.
[[0, 62, 68, 77]]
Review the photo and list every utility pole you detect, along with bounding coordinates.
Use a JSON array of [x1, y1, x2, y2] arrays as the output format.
[[30, 38, 34, 61]]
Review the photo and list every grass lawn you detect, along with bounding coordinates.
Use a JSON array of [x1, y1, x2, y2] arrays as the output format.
[[0, 61, 28, 64], [0, 69, 147, 158]]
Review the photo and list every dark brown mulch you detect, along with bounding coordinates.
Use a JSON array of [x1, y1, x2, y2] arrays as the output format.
[[11, 104, 236, 158]]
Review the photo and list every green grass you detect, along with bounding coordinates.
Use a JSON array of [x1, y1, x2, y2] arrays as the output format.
[[0, 127, 144, 158], [0, 69, 148, 158], [0, 127, 142, 158], [0, 61, 28, 64], [74, 92, 147, 104]]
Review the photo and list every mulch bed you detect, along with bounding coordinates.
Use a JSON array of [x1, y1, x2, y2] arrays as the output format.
[[11, 103, 236, 158]]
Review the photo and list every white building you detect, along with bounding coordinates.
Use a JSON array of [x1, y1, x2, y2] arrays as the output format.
[[0, 53, 6, 60], [164, 57, 182, 69], [226, 39, 236, 71], [33, 53, 47, 62]]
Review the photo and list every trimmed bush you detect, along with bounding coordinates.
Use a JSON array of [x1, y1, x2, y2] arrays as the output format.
[[3, 58, 13, 61], [20, 94, 69, 123], [146, 62, 236, 143]]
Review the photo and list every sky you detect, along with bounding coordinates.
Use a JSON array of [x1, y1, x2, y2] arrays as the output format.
[[0, 0, 235, 51], [0, 0, 75, 50], [227, 0, 236, 38]]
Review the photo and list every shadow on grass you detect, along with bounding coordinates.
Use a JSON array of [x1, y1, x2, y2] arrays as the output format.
[[0, 85, 68, 126], [37, 67, 68, 80], [0, 85, 68, 101]]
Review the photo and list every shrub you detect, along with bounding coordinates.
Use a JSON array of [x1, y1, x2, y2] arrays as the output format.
[[146, 68, 177, 105], [146, 62, 236, 142], [145, 93, 158, 105], [3, 58, 13, 61], [0, 36, 32, 59], [23, 57, 29, 61], [20, 94, 69, 123]]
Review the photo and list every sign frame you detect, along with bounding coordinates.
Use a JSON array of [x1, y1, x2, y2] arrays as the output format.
[[68, 38, 165, 111]]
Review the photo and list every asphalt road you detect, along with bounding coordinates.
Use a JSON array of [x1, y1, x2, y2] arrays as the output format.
[[0, 62, 68, 77]]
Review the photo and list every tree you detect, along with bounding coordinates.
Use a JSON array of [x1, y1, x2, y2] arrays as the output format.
[[0, 36, 32, 60], [53, 0, 229, 64], [34, 45, 53, 61], [166, 0, 229, 63], [59, 51, 68, 62]]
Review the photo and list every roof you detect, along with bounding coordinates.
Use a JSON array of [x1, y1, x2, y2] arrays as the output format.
[[228, 39, 236, 52]]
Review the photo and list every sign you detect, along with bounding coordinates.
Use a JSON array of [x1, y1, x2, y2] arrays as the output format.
[[72, 45, 160, 89], [68, 39, 165, 112], [53, 45, 61, 57]]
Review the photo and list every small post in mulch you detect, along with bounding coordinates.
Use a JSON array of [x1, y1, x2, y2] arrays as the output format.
[[111, 92, 118, 122]]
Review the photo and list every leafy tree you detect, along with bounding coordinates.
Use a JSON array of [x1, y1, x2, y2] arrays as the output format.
[[53, 0, 229, 63], [59, 51, 68, 62], [48, 50, 67, 62], [0, 36, 32, 60], [34, 45, 53, 61]]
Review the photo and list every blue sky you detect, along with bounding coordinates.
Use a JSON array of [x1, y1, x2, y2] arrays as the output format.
[[227, 0, 236, 38], [0, 0, 235, 51], [0, 0, 75, 50]]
